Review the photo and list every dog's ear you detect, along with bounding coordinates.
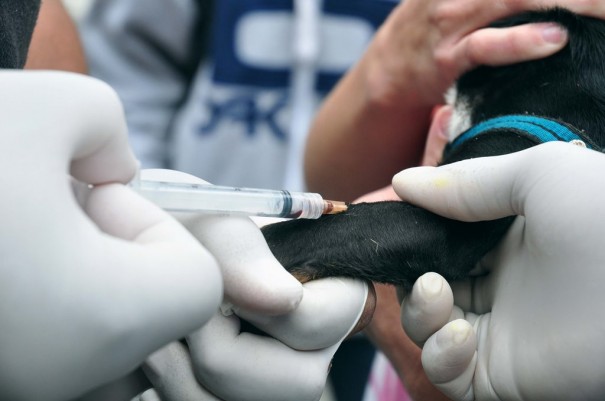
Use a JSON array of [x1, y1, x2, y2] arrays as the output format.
[[422, 105, 452, 166]]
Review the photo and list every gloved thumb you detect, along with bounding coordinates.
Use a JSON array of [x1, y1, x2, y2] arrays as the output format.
[[392, 149, 527, 222], [422, 319, 477, 401], [187, 312, 336, 401], [141, 169, 303, 315], [391, 142, 590, 222], [393, 142, 602, 221], [234, 277, 372, 350]]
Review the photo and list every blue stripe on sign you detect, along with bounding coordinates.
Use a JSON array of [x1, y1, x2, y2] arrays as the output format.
[[210, 0, 397, 91]]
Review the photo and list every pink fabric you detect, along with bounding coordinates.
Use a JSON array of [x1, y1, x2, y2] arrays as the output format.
[[363, 352, 412, 401]]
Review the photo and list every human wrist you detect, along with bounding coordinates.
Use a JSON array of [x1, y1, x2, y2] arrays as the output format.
[[355, 52, 434, 143], [364, 284, 413, 360]]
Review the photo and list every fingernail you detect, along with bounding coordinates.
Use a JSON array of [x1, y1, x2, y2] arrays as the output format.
[[420, 272, 443, 299], [437, 319, 471, 347], [450, 320, 472, 345], [542, 23, 567, 44]]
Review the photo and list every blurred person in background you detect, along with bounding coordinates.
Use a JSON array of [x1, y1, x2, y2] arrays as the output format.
[[79, 2, 400, 400]]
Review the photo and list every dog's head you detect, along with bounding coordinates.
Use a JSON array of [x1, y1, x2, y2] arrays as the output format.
[[442, 8, 605, 164]]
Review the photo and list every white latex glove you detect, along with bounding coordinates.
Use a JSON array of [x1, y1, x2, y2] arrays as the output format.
[[138, 290, 365, 401], [135, 171, 373, 401], [393, 141, 605, 401], [0, 71, 223, 401], [139, 169, 305, 316], [137, 287, 372, 401]]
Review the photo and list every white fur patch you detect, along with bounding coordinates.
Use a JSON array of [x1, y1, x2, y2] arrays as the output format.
[[445, 86, 474, 142]]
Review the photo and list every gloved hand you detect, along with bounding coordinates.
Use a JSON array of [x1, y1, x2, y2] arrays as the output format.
[[0, 71, 223, 401], [138, 278, 369, 401], [392, 142, 605, 401], [133, 170, 374, 401]]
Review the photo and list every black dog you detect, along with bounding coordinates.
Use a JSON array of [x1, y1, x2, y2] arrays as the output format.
[[261, 9, 605, 290]]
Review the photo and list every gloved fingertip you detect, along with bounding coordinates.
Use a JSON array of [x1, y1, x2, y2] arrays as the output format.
[[406, 272, 453, 313], [229, 278, 303, 315], [131, 389, 161, 401], [402, 274, 454, 345], [422, 320, 477, 399], [418, 272, 445, 300], [392, 166, 443, 200], [436, 319, 473, 348], [233, 278, 368, 350], [392, 165, 435, 185], [346, 281, 376, 338]]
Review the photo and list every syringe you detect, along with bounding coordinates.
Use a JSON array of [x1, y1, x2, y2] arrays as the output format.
[[130, 179, 348, 219]]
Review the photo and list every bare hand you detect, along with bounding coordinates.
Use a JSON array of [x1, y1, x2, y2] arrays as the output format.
[[364, 0, 604, 106]]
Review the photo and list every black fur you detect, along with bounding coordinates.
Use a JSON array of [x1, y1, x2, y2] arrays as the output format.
[[0, 0, 40, 68], [262, 202, 513, 289], [453, 9, 605, 145], [262, 9, 605, 289]]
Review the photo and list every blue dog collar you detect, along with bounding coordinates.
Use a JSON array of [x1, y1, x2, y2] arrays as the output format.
[[449, 115, 597, 151]]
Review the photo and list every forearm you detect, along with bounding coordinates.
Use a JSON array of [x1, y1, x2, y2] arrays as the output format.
[[304, 53, 432, 201], [304, 0, 572, 201], [25, 0, 87, 73], [365, 284, 450, 401]]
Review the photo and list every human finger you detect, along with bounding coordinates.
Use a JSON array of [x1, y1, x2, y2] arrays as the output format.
[[66, 76, 137, 185], [421, 319, 478, 401], [5, 71, 139, 184], [450, 22, 567, 74], [83, 183, 223, 358], [141, 169, 304, 315], [187, 313, 334, 401], [0, 71, 217, 400], [234, 278, 373, 350], [441, 0, 605, 30], [392, 143, 535, 222], [142, 342, 223, 401], [401, 273, 455, 345]]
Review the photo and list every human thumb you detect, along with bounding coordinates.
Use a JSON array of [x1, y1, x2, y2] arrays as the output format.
[[392, 144, 533, 222]]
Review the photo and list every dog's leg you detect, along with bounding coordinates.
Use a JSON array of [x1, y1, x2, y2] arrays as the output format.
[[262, 202, 514, 290]]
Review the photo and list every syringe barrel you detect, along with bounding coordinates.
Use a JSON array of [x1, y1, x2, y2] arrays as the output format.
[[133, 180, 326, 219]]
